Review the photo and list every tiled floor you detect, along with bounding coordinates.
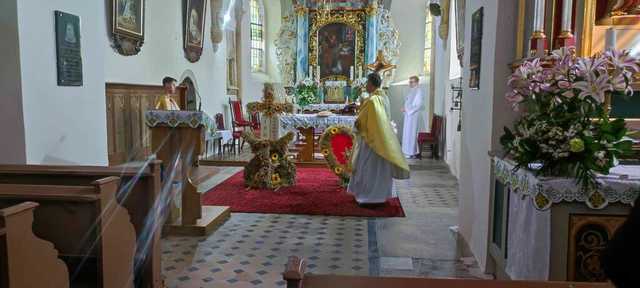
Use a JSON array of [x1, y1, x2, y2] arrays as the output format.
[[162, 159, 487, 287]]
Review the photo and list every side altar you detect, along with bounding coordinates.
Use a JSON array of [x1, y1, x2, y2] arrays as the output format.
[[145, 110, 230, 236], [489, 156, 639, 282]]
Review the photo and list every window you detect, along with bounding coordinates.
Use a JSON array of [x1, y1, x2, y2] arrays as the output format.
[[424, 10, 433, 77], [250, 0, 265, 72]]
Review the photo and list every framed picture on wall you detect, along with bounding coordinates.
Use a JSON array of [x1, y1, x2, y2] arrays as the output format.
[[111, 0, 145, 55], [184, 0, 207, 62], [55, 11, 83, 86], [469, 7, 483, 89]]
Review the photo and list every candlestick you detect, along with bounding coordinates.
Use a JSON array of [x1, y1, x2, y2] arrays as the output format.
[[533, 0, 545, 33], [605, 28, 617, 51], [561, 0, 573, 33]]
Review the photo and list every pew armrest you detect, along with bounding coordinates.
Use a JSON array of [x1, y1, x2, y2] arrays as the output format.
[[283, 256, 307, 288]]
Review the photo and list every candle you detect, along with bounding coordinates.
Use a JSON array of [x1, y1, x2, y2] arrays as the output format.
[[309, 65, 312, 78], [533, 0, 545, 33], [350, 66, 354, 80], [561, 0, 573, 33], [605, 28, 617, 51], [316, 66, 321, 81]]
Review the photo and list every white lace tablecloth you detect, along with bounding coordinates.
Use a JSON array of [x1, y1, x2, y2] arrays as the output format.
[[279, 114, 355, 131], [300, 103, 348, 112], [494, 157, 640, 210]]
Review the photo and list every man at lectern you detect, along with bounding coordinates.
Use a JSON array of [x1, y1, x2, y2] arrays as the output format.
[[155, 76, 181, 111]]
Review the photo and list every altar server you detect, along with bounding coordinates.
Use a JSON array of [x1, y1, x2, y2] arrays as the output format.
[[348, 73, 410, 206], [401, 76, 424, 158]]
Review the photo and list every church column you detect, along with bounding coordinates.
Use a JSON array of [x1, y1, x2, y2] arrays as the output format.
[[295, 4, 309, 82], [555, 0, 575, 49], [530, 0, 547, 57], [365, 1, 379, 66]]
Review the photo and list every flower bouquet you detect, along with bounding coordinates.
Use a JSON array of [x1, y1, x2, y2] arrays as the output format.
[[351, 77, 368, 102], [500, 47, 638, 190], [295, 78, 319, 107]]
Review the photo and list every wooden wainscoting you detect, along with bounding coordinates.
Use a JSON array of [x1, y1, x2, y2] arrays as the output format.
[[105, 83, 186, 166]]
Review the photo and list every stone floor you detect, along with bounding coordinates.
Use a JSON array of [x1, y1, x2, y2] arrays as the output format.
[[161, 159, 488, 287]]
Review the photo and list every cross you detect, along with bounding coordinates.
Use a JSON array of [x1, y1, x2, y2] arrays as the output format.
[[247, 83, 294, 140]]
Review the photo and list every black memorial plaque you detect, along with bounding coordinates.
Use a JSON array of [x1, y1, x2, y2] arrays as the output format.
[[55, 11, 83, 86]]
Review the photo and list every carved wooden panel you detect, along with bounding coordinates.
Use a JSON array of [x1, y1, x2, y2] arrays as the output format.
[[568, 214, 627, 282], [105, 83, 185, 165]]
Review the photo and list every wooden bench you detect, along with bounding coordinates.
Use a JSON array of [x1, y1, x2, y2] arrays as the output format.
[[283, 256, 613, 288], [0, 161, 162, 288], [0, 202, 69, 288], [0, 177, 136, 288]]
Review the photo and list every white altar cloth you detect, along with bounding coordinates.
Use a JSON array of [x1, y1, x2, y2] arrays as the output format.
[[279, 114, 355, 132]]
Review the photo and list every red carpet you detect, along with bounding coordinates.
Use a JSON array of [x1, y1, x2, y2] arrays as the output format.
[[203, 168, 405, 217]]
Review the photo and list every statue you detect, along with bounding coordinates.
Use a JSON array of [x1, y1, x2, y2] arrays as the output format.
[[242, 131, 296, 190]]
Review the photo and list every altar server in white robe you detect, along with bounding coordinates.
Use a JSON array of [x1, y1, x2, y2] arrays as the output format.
[[401, 76, 424, 158], [348, 73, 410, 206]]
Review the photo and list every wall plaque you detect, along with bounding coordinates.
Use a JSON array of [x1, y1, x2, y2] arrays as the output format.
[[55, 11, 83, 86]]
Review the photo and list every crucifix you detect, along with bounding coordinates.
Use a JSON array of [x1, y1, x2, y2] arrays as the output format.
[[247, 83, 294, 140]]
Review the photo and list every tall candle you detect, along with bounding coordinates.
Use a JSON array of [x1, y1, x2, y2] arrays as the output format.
[[533, 0, 545, 33], [561, 0, 573, 33], [309, 65, 312, 78], [350, 66, 354, 80], [605, 28, 617, 50], [316, 66, 321, 81]]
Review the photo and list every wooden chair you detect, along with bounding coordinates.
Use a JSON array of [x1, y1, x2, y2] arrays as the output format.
[[0, 177, 136, 288], [1, 202, 70, 288], [0, 162, 163, 288], [418, 115, 443, 159], [229, 98, 256, 153], [250, 110, 261, 137], [283, 256, 613, 288]]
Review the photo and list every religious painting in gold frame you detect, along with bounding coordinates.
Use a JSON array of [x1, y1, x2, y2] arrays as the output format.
[[309, 10, 366, 82], [111, 0, 145, 55]]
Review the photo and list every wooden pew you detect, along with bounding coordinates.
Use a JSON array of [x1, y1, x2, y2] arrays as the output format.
[[0, 177, 136, 288], [283, 256, 613, 288], [0, 202, 69, 288], [0, 161, 162, 288]]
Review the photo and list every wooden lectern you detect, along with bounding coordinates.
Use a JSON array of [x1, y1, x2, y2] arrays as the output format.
[[145, 110, 230, 236]]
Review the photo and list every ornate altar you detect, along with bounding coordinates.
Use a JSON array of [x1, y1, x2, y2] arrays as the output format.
[[489, 157, 639, 282], [276, 0, 400, 103]]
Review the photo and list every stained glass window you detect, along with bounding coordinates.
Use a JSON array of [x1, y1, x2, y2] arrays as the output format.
[[424, 10, 433, 76], [250, 0, 265, 72]]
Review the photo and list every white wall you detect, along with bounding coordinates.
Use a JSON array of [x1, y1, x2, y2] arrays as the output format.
[[16, 0, 109, 165], [457, 0, 518, 271], [0, 0, 27, 164], [239, 0, 281, 104], [388, 0, 428, 141], [104, 0, 228, 124]]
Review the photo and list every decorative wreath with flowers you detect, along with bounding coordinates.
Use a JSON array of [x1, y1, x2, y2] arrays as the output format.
[[320, 125, 356, 186]]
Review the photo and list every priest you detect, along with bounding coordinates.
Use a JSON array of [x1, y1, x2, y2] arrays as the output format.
[[155, 76, 181, 111], [401, 76, 424, 158], [348, 73, 410, 206]]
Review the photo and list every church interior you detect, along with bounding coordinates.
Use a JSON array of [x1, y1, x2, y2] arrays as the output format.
[[1, 0, 640, 287]]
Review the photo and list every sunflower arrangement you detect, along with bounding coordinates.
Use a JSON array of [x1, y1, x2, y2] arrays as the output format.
[[501, 47, 638, 190], [242, 131, 296, 190]]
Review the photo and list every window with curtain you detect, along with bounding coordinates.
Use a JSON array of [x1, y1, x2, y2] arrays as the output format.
[[250, 0, 265, 72], [424, 10, 433, 76]]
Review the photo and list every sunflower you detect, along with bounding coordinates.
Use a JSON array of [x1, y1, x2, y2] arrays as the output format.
[[271, 173, 281, 184], [271, 153, 280, 161], [334, 167, 344, 174], [322, 149, 330, 156], [330, 127, 339, 135]]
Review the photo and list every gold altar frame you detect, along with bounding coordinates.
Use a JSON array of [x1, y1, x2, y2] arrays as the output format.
[[308, 9, 367, 83]]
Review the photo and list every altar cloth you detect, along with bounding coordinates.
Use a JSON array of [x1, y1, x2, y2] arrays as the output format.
[[280, 114, 355, 131]]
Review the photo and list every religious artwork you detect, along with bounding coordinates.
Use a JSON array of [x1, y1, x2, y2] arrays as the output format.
[[308, 10, 366, 81], [243, 131, 296, 190], [568, 214, 626, 282], [111, 0, 145, 55], [55, 11, 82, 86], [209, 0, 223, 52], [318, 23, 356, 79], [226, 30, 239, 95], [454, 0, 466, 65], [468, 7, 483, 89], [247, 83, 294, 140], [320, 125, 355, 186], [184, 0, 207, 62], [275, 13, 298, 86]]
